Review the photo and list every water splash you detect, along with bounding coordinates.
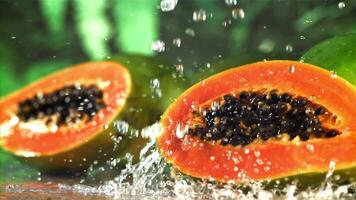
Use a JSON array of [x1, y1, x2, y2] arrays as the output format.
[[2, 124, 355, 199]]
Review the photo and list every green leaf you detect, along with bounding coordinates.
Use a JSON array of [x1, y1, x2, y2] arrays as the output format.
[[301, 34, 356, 85]]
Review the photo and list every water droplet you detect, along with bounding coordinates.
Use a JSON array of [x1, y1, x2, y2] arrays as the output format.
[[256, 159, 264, 165], [300, 35, 306, 40], [330, 71, 338, 79], [225, 0, 237, 6], [150, 78, 160, 89], [232, 156, 239, 164], [304, 19, 313, 24], [176, 123, 188, 138], [210, 156, 216, 161], [211, 101, 220, 111], [233, 166, 238, 171], [289, 65, 295, 73], [206, 63, 211, 68], [338, 2, 345, 9], [115, 120, 129, 134], [11, 36, 16, 39], [244, 148, 250, 154], [175, 64, 184, 76], [172, 38, 181, 47], [160, 0, 178, 12], [193, 9, 207, 22], [326, 160, 336, 178], [306, 144, 314, 152], [232, 8, 244, 19], [254, 151, 260, 157], [264, 166, 270, 172], [285, 44, 293, 53], [151, 40, 165, 52], [185, 28, 195, 37]]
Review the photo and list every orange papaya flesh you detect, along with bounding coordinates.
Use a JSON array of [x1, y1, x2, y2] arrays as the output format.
[[157, 60, 356, 183], [0, 61, 144, 173]]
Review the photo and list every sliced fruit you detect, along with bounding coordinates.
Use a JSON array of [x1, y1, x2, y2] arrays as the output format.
[[0, 61, 142, 173], [156, 60, 356, 183]]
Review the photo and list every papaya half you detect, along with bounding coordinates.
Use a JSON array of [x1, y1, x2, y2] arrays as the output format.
[[156, 60, 356, 184], [0, 61, 147, 173]]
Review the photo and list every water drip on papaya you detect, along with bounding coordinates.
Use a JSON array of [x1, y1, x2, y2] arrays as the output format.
[[16, 84, 106, 133], [187, 90, 341, 146]]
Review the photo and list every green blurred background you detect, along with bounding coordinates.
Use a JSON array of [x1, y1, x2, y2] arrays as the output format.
[[1, 0, 356, 97], [1, 0, 356, 183]]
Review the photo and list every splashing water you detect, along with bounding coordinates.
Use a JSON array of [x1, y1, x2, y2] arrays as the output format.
[[2, 123, 355, 199]]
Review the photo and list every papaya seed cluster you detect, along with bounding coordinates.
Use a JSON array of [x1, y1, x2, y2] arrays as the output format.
[[17, 84, 106, 126], [188, 90, 340, 146]]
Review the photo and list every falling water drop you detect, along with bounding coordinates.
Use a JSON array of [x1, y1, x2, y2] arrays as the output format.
[[151, 40, 165, 52], [160, 0, 178, 12], [326, 160, 336, 178], [330, 71, 338, 79], [306, 144, 314, 152], [176, 123, 188, 139], [338, 2, 345, 9], [225, 0, 237, 6], [206, 63, 211, 68], [289, 65, 296, 73], [232, 8, 245, 19], [150, 78, 160, 89], [172, 38, 181, 47], [285, 44, 293, 53], [175, 64, 184, 77], [37, 172, 42, 181], [150, 78, 162, 98], [185, 28, 195, 37], [193, 9, 207, 22]]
